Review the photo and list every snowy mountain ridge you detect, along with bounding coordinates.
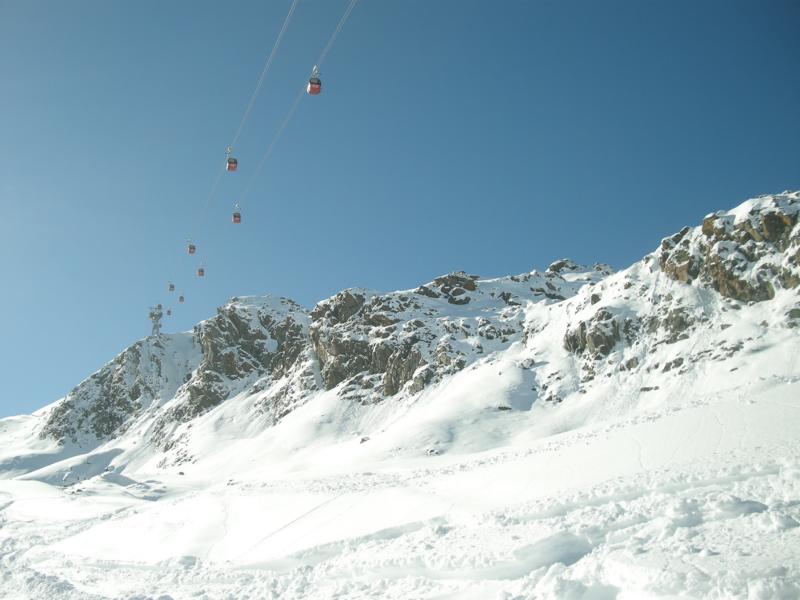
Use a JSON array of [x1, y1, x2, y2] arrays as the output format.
[[35, 259, 615, 465], [1, 191, 799, 599], [28, 192, 799, 468]]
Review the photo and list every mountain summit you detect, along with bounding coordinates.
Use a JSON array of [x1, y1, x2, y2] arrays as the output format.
[[1, 191, 799, 599]]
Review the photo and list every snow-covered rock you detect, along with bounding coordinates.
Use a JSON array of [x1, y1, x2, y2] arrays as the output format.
[[1, 191, 798, 599]]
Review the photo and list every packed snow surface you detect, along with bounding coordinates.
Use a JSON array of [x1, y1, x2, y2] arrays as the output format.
[[2, 373, 799, 599], [1, 193, 799, 599]]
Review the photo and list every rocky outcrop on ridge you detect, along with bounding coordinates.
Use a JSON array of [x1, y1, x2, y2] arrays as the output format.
[[40, 335, 200, 445], [38, 263, 610, 449], [308, 265, 610, 402], [41, 296, 310, 448], [562, 192, 799, 367], [660, 192, 800, 301], [35, 192, 799, 461]]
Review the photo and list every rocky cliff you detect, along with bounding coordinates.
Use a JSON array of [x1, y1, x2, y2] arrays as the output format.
[[35, 191, 799, 468]]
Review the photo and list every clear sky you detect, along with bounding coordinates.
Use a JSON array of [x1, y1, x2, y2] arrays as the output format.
[[1, 0, 798, 418]]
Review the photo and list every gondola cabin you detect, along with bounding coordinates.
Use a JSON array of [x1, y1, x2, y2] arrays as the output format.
[[307, 77, 321, 95], [188, 243, 196, 255], [166, 309, 172, 316], [232, 210, 241, 224], [168, 282, 175, 292], [179, 295, 185, 303], [226, 157, 238, 172], [197, 267, 205, 277]]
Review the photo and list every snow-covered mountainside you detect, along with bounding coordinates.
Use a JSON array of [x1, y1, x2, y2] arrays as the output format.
[[1, 191, 799, 599]]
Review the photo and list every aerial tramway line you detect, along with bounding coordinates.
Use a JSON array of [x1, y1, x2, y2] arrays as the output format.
[[153, 0, 358, 331]]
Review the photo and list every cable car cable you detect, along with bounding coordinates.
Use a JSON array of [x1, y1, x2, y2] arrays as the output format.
[[229, 0, 300, 153], [163, 0, 300, 310], [160, 0, 358, 326], [238, 84, 306, 204], [190, 0, 299, 236], [236, 0, 360, 206], [317, 0, 358, 69]]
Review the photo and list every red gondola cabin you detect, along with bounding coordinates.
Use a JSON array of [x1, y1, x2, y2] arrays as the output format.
[[307, 77, 321, 95], [226, 158, 238, 172], [307, 65, 321, 95]]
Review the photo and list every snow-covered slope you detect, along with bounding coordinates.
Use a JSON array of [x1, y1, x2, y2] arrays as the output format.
[[1, 191, 798, 599]]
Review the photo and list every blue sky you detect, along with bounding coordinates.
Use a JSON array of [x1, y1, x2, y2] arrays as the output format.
[[1, 0, 798, 417]]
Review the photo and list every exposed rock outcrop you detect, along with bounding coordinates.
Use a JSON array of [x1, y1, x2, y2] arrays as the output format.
[[41, 336, 199, 445], [660, 192, 800, 302], [308, 267, 609, 401], [41, 258, 615, 453], [150, 296, 310, 448], [564, 309, 623, 359]]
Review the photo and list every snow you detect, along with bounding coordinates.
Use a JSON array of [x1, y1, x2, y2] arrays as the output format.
[[0, 413, 72, 479], [0, 193, 798, 599], [3, 377, 799, 598], [719, 191, 800, 227]]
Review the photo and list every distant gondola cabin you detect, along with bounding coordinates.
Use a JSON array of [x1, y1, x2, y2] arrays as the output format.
[[226, 158, 238, 172]]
